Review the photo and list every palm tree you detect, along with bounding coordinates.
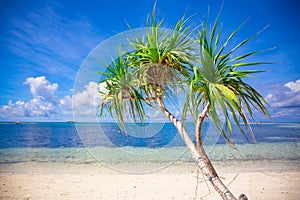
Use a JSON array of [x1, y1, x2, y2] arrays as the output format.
[[182, 11, 271, 200], [99, 5, 271, 200], [100, 4, 195, 128]]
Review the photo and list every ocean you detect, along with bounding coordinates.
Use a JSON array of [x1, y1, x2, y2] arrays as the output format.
[[0, 122, 299, 167]]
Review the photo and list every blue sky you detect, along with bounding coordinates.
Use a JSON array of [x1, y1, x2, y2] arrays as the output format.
[[0, 0, 299, 122]]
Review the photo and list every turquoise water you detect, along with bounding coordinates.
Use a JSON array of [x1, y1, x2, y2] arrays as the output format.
[[0, 142, 298, 164], [0, 122, 299, 164]]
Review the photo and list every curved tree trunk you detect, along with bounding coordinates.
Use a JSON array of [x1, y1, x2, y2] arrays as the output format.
[[195, 103, 240, 200], [157, 97, 238, 200]]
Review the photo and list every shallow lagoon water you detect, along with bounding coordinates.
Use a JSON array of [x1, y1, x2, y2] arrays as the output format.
[[0, 122, 299, 164]]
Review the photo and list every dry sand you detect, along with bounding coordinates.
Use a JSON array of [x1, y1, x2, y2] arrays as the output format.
[[0, 160, 299, 200]]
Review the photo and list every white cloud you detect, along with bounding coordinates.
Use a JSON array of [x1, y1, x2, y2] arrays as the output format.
[[72, 81, 101, 117], [266, 79, 300, 119], [0, 76, 58, 118], [266, 79, 300, 108], [59, 95, 72, 115], [285, 79, 300, 93], [0, 97, 57, 118], [0, 77, 107, 120], [24, 76, 58, 102], [98, 81, 109, 96]]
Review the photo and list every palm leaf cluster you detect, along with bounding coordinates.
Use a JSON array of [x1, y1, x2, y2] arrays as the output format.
[[99, 56, 146, 127], [99, 6, 195, 128], [99, 6, 271, 141], [184, 12, 271, 142]]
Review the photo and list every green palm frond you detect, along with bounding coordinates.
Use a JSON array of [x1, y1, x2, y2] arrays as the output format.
[[99, 5, 195, 130], [125, 7, 195, 99], [98, 4, 272, 143], [184, 12, 272, 143], [99, 55, 147, 129]]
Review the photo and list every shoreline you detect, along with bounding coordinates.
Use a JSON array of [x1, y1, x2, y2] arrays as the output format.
[[1, 159, 299, 173], [1, 141, 299, 164], [1, 159, 299, 199]]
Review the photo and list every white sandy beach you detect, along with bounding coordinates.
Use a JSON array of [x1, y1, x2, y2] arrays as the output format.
[[0, 160, 299, 200]]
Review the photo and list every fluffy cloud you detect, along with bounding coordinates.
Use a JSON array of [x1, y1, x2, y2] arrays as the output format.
[[285, 79, 300, 93], [72, 81, 102, 117], [24, 76, 58, 102], [58, 95, 72, 115], [266, 79, 300, 108], [0, 76, 106, 120], [266, 79, 300, 119], [1, 97, 56, 117], [98, 81, 109, 96], [0, 76, 58, 118]]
